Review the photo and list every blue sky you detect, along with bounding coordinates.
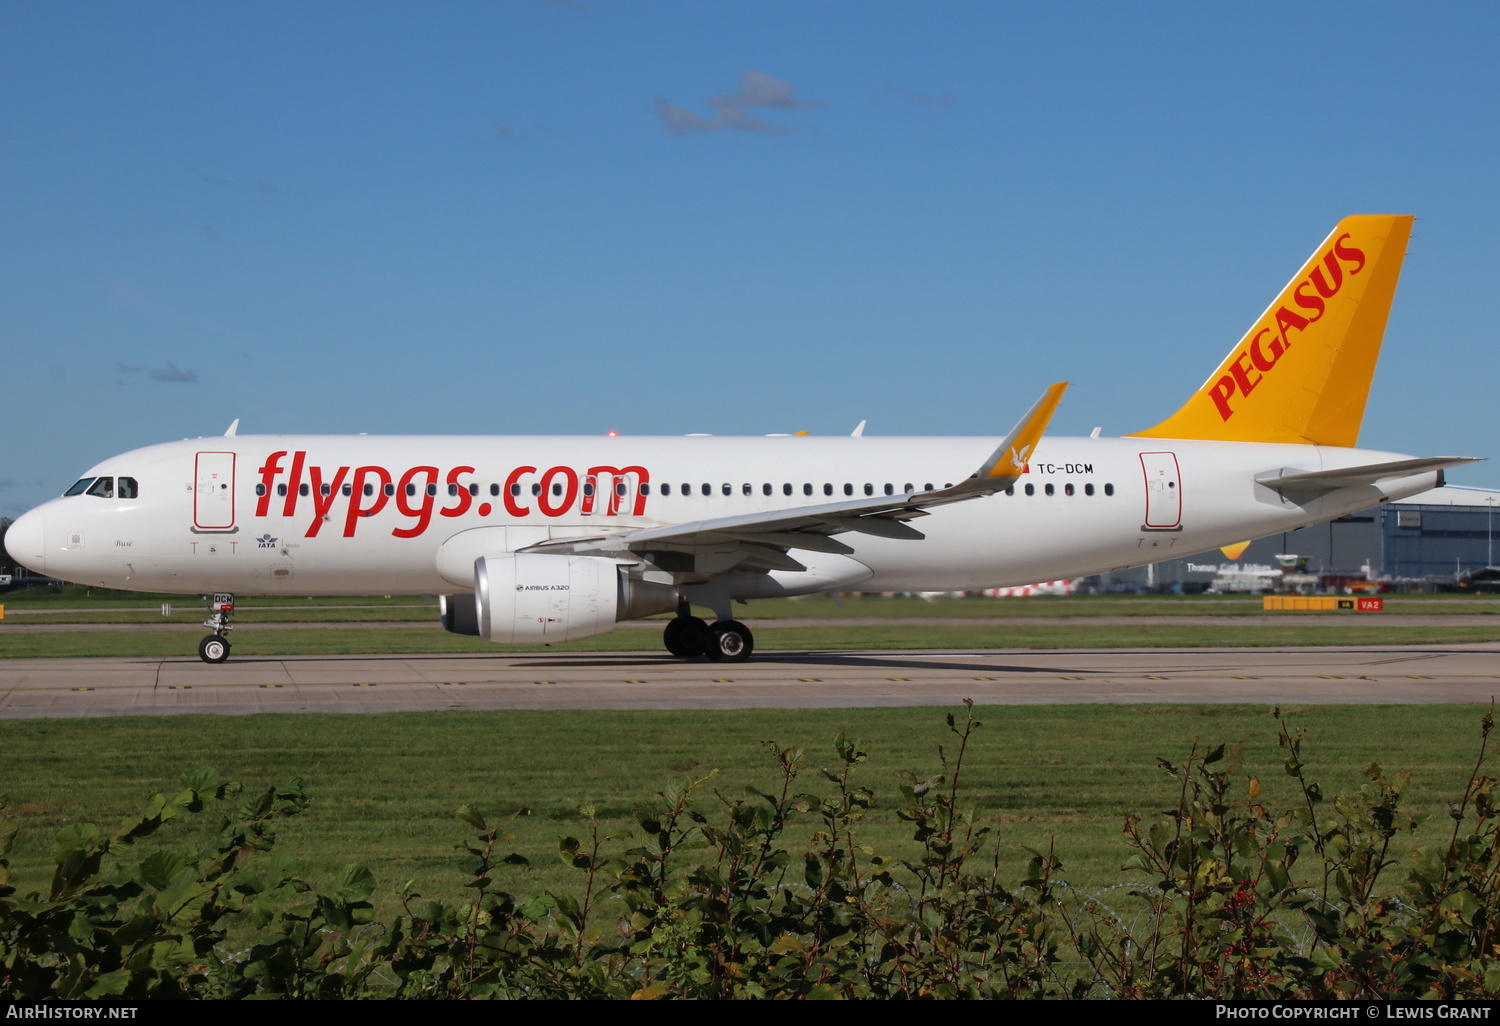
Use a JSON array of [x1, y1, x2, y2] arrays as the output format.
[[3, 0, 1497, 516]]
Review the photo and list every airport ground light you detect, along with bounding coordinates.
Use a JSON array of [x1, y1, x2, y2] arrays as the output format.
[[4, 707, 1500, 998]]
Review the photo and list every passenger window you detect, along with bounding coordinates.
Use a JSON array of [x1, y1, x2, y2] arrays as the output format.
[[583, 483, 595, 497], [364, 483, 375, 497], [255, 484, 266, 497], [884, 484, 894, 495], [1025, 484, 1035, 496], [342, 484, 353, 497], [321, 484, 332, 496], [844, 483, 853, 496], [300, 484, 310, 497], [1104, 483, 1115, 496], [1085, 483, 1095, 496], [426, 484, 438, 497], [823, 483, 833, 496], [87, 477, 114, 498], [864, 484, 874, 496], [803, 483, 813, 496], [702, 484, 711, 496], [1064, 483, 1074, 496], [469, 483, 479, 497], [743, 483, 752, 496], [406, 484, 417, 497], [118, 477, 138, 499], [924, 483, 933, 492], [552, 483, 563, 497], [783, 483, 793, 496], [1005, 486, 1015, 496], [722, 483, 732, 496], [1044, 484, 1054, 496], [661, 483, 672, 496], [618, 483, 628, 496], [385, 483, 396, 497], [278, 484, 288, 497], [531, 483, 541, 496], [448, 484, 459, 497], [903, 483, 913, 493], [641, 483, 651, 496], [762, 483, 772, 496], [510, 483, 521, 496], [490, 484, 500, 497], [65, 478, 95, 497]]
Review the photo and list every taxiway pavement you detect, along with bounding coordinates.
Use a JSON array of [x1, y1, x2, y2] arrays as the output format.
[[1, 643, 1497, 718]]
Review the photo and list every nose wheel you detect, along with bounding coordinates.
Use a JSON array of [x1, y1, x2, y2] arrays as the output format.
[[198, 635, 231, 664], [198, 592, 235, 664]]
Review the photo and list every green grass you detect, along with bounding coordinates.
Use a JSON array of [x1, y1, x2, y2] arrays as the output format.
[[0, 705, 1490, 922], [3, 621, 1499, 659], [5, 589, 1499, 625]]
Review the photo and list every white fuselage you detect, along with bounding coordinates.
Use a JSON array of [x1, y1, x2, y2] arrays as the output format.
[[10, 433, 1441, 598]]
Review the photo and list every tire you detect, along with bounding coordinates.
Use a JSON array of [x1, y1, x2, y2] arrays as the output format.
[[704, 620, 753, 663], [663, 616, 710, 657], [198, 635, 230, 664]]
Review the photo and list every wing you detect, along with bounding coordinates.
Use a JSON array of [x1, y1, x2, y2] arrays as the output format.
[[524, 382, 1068, 572]]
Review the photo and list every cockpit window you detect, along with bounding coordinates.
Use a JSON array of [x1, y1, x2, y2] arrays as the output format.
[[118, 477, 138, 499], [86, 477, 115, 498], [65, 478, 96, 496]]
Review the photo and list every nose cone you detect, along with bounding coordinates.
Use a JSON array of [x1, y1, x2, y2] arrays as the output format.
[[5, 508, 46, 574]]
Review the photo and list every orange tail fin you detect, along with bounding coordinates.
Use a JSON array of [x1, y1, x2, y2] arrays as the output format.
[[1130, 215, 1414, 447]]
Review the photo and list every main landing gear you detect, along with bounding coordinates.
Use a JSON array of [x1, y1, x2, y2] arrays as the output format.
[[662, 605, 754, 663], [198, 593, 235, 664]]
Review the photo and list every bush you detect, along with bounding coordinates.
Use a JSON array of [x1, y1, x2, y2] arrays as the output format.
[[4, 703, 1499, 998]]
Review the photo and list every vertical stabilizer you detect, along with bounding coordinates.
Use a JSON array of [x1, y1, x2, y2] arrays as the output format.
[[1130, 215, 1414, 447]]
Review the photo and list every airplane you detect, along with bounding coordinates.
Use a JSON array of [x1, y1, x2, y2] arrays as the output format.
[[3, 215, 1481, 664]]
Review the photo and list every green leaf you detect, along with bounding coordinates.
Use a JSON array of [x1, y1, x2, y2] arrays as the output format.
[[335, 864, 376, 904], [454, 804, 487, 831], [180, 767, 222, 794]]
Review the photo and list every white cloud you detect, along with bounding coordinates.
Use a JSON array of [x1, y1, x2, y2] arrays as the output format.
[[655, 70, 824, 135]]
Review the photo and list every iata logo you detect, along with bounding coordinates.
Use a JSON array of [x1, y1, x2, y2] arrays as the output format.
[[1207, 233, 1367, 421]]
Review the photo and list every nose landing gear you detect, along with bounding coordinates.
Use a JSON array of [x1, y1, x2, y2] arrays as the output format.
[[198, 593, 235, 664]]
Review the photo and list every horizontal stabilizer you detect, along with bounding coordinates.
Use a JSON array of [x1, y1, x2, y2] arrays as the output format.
[[1257, 456, 1483, 494]]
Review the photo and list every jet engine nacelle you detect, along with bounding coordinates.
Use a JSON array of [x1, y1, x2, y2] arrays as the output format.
[[473, 553, 676, 644]]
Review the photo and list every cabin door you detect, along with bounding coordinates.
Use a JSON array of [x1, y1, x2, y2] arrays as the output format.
[[1139, 451, 1182, 531], [194, 451, 237, 531]]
